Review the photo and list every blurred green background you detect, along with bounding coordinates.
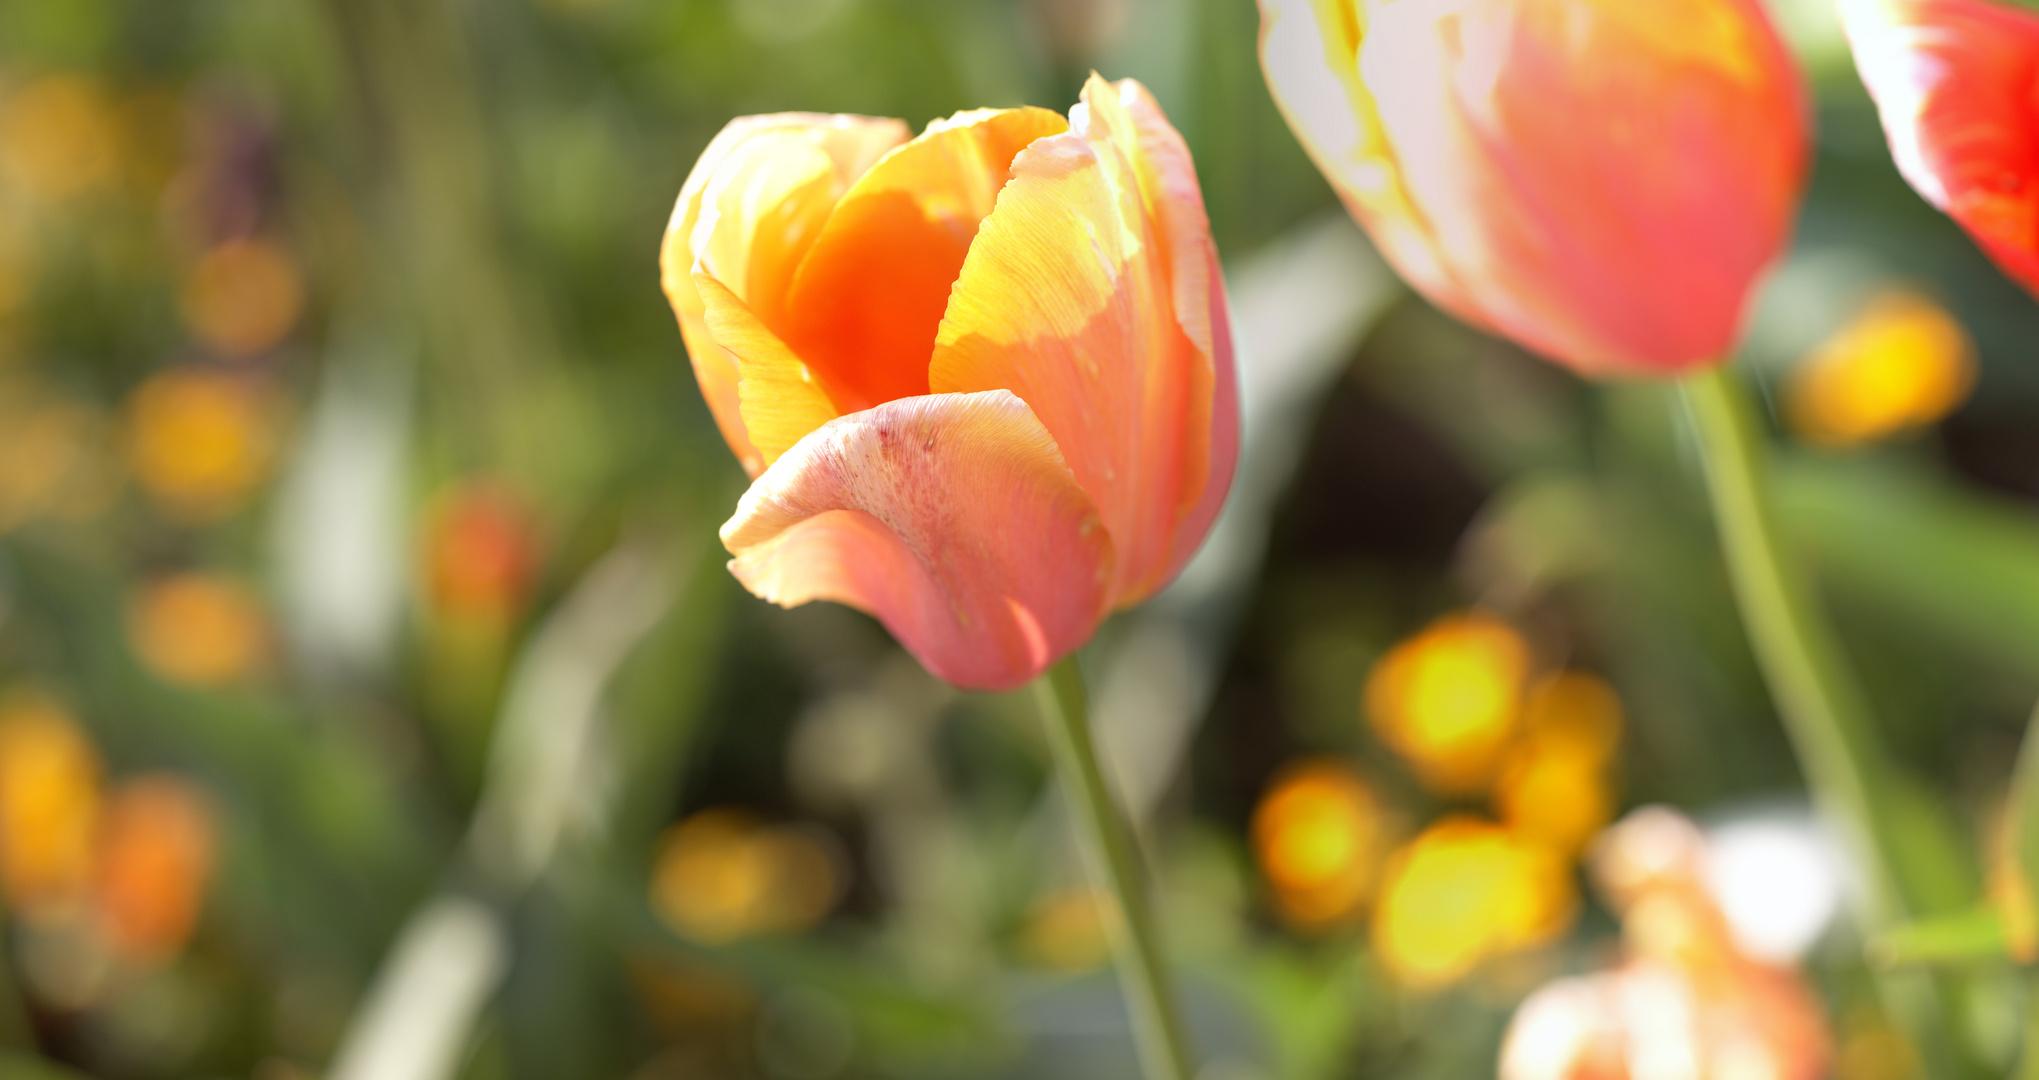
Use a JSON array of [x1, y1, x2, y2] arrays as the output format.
[[2, 0, 2039, 1077]]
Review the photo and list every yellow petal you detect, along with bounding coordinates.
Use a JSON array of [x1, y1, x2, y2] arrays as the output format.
[[661, 114, 908, 475]]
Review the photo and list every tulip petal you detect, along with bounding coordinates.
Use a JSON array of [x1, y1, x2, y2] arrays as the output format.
[[1257, 0, 1463, 309], [1841, 0, 2039, 297], [781, 107, 1069, 413], [1357, 0, 1805, 375], [930, 77, 1232, 606], [661, 114, 908, 475], [721, 390, 1113, 691], [695, 272, 841, 467]]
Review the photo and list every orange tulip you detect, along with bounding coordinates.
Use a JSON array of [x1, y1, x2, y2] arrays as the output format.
[[1839, 0, 2039, 298], [1258, 0, 1809, 377], [661, 75, 1236, 690]]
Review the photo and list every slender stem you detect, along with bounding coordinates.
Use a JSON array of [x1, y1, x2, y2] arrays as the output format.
[[1034, 657, 1195, 1080], [1684, 366, 1960, 1076], [1681, 365, 1906, 921]]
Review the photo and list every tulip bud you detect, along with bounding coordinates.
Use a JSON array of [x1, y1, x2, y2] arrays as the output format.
[[1259, 0, 1810, 377]]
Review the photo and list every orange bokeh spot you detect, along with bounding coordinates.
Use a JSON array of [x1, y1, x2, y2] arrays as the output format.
[[649, 809, 842, 946], [1019, 888, 1115, 972], [0, 694, 102, 917], [1365, 612, 1531, 793], [126, 367, 275, 521], [1252, 758, 1384, 930], [1496, 672, 1623, 855], [178, 238, 305, 358], [0, 75, 122, 202], [1787, 289, 1976, 447], [1372, 817, 1576, 987], [424, 483, 542, 624], [129, 573, 269, 688], [94, 775, 215, 965]]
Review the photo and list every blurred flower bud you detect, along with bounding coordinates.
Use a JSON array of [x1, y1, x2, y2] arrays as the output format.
[[1503, 806, 1832, 1080], [1785, 289, 1975, 447], [0, 693, 101, 917], [128, 573, 269, 688], [1252, 759, 1386, 931], [126, 367, 277, 522], [423, 481, 542, 626], [1365, 612, 1530, 793], [93, 775, 216, 966]]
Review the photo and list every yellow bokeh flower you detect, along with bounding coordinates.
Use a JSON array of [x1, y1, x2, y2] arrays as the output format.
[[1496, 673, 1623, 856], [1372, 817, 1576, 988], [178, 238, 305, 359], [649, 809, 842, 946], [1786, 289, 1976, 447], [126, 367, 275, 521], [128, 573, 269, 688], [0, 693, 102, 917], [1252, 759, 1385, 930], [1365, 612, 1530, 793], [0, 75, 122, 202]]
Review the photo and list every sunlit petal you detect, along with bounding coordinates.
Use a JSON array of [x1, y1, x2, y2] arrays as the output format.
[[720, 390, 1113, 691], [781, 107, 1069, 413]]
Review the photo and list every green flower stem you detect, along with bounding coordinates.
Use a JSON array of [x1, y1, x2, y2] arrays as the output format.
[[1682, 365, 1908, 921], [1684, 366, 1963, 1076], [1035, 656, 1196, 1080]]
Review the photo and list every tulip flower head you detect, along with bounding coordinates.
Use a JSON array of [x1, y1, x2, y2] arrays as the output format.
[[662, 76, 1236, 690], [1839, 0, 2039, 298], [1258, 0, 1810, 377]]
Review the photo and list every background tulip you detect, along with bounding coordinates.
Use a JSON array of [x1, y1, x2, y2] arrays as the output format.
[[1839, 0, 2039, 298], [1257, 0, 1809, 377], [661, 75, 1237, 691]]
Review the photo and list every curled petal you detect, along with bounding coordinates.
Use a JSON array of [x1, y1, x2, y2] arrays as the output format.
[[695, 273, 840, 467], [660, 114, 908, 475], [1840, 0, 2039, 296], [782, 107, 1070, 413], [931, 76, 1234, 606], [721, 391, 1113, 691]]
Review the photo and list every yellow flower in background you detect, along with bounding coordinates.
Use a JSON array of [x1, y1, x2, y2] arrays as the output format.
[[1019, 888, 1114, 972], [126, 367, 275, 521], [1253, 759, 1386, 931], [1365, 613, 1530, 793], [128, 573, 270, 688], [178, 237, 305, 359], [0, 75, 122, 202], [0, 694, 102, 917], [1786, 289, 1975, 447], [650, 809, 843, 946], [1496, 673, 1624, 856], [1372, 817, 1575, 987], [93, 775, 216, 966]]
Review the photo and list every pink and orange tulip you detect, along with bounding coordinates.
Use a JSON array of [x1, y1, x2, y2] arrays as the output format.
[[1257, 0, 1810, 377], [1840, 0, 2039, 298], [661, 75, 1236, 690]]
